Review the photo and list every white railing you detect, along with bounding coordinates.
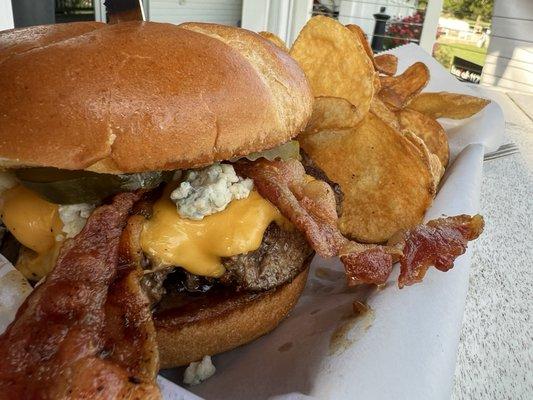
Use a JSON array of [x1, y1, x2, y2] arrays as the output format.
[[241, 0, 445, 53], [336, 0, 418, 36]]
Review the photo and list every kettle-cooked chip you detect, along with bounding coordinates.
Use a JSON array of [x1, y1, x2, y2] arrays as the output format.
[[304, 96, 365, 134], [402, 130, 444, 191], [374, 53, 398, 76], [370, 97, 400, 130], [299, 112, 434, 243], [397, 108, 449, 167], [345, 24, 374, 62], [345, 24, 398, 76], [408, 92, 490, 119], [290, 16, 375, 115], [379, 62, 429, 109]]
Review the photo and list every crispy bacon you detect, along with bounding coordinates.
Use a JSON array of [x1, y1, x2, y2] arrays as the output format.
[[102, 215, 160, 386], [393, 214, 485, 288], [238, 158, 484, 289], [341, 248, 394, 286], [235, 158, 343, 258], [0, 192, 160, 400]]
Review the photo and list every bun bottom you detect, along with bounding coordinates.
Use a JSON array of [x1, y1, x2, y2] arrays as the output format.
[[154, 264, 310, 369]]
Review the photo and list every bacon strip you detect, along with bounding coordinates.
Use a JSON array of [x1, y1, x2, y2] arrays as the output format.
[[393, 214, 484, 288], [236, 158, 343, 258], [340, 246, 394, 286], [102, 215, 160, 386], [0, 192, 160, 399], [238, 159, 484, 289]]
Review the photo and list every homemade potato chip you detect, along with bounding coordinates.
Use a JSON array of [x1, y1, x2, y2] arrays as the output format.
[[304, 96, 364, 134], [345, 24, 374, 62], [374, 53, 398, 76], [397, 108, 449, 166], [408, 92, 490, 119], [299, 112, 434, 243], [373, 71, 381, 93], [429, 152, 445, 189], [402, 130, 444, 190], [345, 24, 398, 76], [370, 97, 400, 130], [378, 62, 429, 109], [379, 75, 395, 88], [258, 31, 289, 52], [290, 16, 375, 114]]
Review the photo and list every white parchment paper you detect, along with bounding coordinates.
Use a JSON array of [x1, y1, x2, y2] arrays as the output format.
[[158, 44, 506, 400]]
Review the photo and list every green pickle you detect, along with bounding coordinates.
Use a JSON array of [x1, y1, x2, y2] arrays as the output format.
[[16, 168, 172, 204], [16, 141, 299, 204], [235, 140, 301, 162]]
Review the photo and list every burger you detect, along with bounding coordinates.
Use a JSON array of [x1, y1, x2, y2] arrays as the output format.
[[0, 19, 484, 397], [0, 21, 316, 369]]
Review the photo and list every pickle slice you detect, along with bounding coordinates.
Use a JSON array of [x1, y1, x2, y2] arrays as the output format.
[[233, 140, 301, 162], [16, 168, 172, 204]]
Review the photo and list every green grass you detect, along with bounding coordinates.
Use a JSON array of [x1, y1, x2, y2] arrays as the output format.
[[434, 38, 488, 68], [440, 13, 492, 29]]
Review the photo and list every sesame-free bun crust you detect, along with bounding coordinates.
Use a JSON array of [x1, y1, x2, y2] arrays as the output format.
[[155, 266, 309, 369], [0, 22, 312, 173]]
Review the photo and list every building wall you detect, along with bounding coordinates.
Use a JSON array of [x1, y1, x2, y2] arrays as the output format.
[[481, 0, 533, 93], [148, 0, 243, 26], [0, 0, 14, 30], [11, 0, 55, 28]]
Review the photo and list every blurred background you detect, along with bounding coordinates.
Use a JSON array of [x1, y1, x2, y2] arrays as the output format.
[[1, 0, 532, 93]]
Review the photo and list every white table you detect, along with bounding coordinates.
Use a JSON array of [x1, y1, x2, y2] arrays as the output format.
[[452, 87, 533, 399]]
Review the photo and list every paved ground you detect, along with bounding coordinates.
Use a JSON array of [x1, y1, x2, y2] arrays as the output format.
[[452, 89, 533, 400]]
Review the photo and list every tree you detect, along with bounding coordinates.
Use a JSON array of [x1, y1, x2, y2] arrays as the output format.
[[443, 0, 493, 21]]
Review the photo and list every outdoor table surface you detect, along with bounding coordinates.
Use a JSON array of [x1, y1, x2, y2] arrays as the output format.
[[452, 85, 532, 400]]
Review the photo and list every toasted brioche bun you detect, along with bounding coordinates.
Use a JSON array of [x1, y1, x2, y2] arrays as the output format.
[[0, 22, 312, 174], [154, 265, 309, 369]]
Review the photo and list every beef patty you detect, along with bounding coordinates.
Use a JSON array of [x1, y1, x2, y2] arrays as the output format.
[[142, 222, 313, 305], [220, 222, 313, 291]]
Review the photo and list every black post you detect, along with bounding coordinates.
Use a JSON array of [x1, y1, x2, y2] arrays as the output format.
[[371, 7, 391, 52]]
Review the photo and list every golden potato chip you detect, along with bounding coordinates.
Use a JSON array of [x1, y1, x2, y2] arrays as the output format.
[[379, 75, 395, 88], [402, 130, 444, 191], [258, 31, 289, 52], [429, 152, 445, 189], [370, 97, 400, 130], [397, 108, 449, 166], [408, 92, 490, 119], [304, 96, 364, 134], [373, 71, 381, 93], [374, 53, 398, 76], [290, 16, 375, 114], [345, 24, 374, 62], [345, 25, 398, 76], [299, 112, 434, 243], [378, 62, 429, 109]]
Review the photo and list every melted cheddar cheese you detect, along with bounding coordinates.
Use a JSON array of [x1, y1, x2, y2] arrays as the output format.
[[0, 185, 64, 280], [141, 190, 286, 277], [0, 185, 63, 253]]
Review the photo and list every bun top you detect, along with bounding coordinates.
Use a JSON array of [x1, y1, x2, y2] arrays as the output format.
[[0, 21, 312, 173]]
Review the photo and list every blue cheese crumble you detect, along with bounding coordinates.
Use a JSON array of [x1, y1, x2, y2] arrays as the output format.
[[58, 203, 95, 239], [170, 163, 253, 220], [183, 355, 216, 386]]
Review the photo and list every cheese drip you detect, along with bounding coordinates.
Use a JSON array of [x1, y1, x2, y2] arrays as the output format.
[[0, 185, 64, 280], [0, 186, 63, 253], [141, 190, 286, 277]]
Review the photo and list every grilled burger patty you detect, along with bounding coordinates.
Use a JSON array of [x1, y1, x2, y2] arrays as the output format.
[[220, 222, 313, 291], [142, 223, 313, 306]]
